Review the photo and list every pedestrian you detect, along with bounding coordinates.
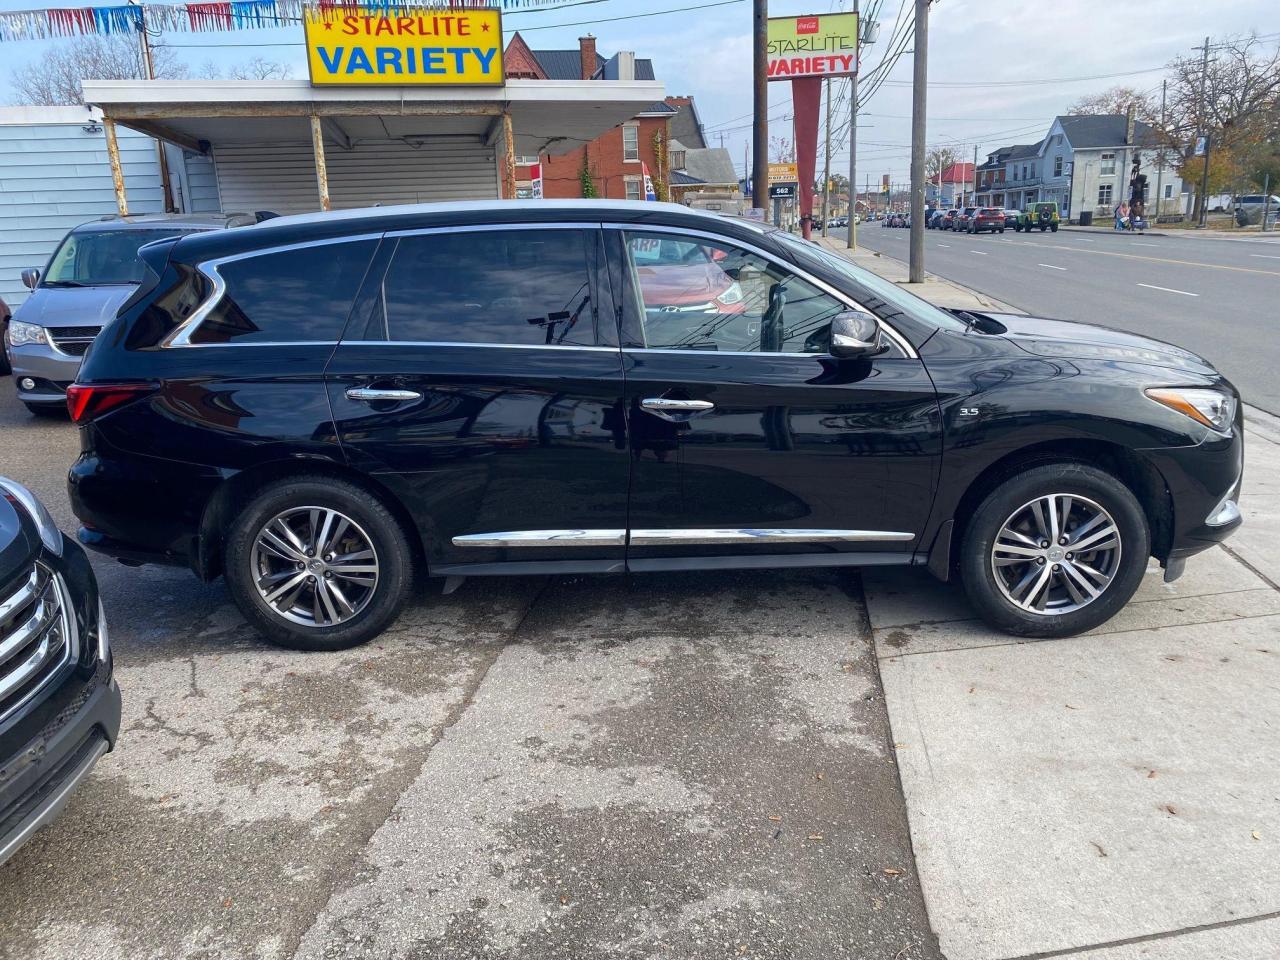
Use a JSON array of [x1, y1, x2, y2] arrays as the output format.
[[1115, 201, 1129, 231]]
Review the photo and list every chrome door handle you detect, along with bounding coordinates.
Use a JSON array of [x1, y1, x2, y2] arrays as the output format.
[[641, 398, 715, 413], [345, 387, 422, 403]]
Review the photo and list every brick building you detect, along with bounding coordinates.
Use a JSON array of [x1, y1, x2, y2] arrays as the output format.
[[507, 33, 676, 201]]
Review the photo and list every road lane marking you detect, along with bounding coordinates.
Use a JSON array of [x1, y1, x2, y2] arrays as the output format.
[[1038, 263, 1067, 271], [1137, 282, 1198, 297], [1074, 237, 1095, 242], [1029, 242, 1280, 276], [1251, 254, 1280, 259], [1132, 242, 1160, 247], [970, 250, 988, 255], [937, 243, 951, 248]]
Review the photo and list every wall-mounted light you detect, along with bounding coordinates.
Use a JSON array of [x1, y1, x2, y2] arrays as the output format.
[[83, 122, 103, 135]]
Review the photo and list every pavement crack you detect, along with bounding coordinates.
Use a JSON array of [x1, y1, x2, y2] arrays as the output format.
[[995, 907, 1280, 960], [1219, 542, 1280, 592]]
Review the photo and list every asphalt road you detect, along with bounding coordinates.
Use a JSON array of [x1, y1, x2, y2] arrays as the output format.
[[0, 387, 939, 960], [847, 224, 1280, 415]]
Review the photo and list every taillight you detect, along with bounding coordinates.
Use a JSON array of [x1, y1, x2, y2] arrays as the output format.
[[66, 383, 155, 424]]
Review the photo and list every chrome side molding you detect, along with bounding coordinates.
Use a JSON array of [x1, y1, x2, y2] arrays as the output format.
[[452, 528, 914, 548]]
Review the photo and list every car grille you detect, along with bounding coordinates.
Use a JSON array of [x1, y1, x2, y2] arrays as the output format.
[[47, 326, 99, 358], [0, 563, 77, 721]]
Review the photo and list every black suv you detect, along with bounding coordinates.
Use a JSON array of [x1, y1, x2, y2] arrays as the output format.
[[1, 477, 119, 865], [68, 201, 1243, 651]]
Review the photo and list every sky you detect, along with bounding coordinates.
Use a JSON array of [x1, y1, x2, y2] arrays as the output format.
[[1, 0, 1277, 189]]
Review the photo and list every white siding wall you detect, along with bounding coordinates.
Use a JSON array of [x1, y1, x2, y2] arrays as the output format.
[[0, 119, 166, 309], [182, 151, 222, 213], [214, 138, 499, 215]]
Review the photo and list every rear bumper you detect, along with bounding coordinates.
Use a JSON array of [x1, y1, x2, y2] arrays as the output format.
[[0, 666, 121, 866]]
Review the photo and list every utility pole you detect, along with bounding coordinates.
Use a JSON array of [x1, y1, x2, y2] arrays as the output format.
[[1197, 35, 1211, 227], [751, 0, 769, 219], [821, 78, 831, 237], [1154, 78, 1166, 225], [908, 0, 928, 282], [847, 2, 869, 249], [132, 3, 176, 212]]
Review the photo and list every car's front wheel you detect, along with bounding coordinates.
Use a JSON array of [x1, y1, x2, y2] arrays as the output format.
[[959, 463, 1150, 637], [224, 476, 415, 651]]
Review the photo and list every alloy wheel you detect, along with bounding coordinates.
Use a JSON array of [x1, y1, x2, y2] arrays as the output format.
[[250, 506, 379, 627], [990, 494, 1121, 615]]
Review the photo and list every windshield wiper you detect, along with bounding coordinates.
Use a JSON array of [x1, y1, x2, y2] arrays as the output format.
[[42, 279, 87, 288]]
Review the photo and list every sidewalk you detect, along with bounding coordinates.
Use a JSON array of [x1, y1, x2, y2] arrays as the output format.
[[825, 238, 1280, 959]]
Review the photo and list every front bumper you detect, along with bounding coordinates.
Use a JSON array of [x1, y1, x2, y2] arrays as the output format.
[[1144, 420, 1245, 564], [0, 663, 120, 866], [10, 343, 80, 405]]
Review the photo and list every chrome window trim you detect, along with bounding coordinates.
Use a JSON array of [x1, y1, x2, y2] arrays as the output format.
[[162, 232, 385, 348], [452, 528, 914, 548], [604, 222, 919, 359], [340, 340, 621, 353], [383, 222, 605, 239]]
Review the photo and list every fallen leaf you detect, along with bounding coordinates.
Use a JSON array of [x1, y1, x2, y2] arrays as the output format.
[[1253, 830, 1262, 841], [768, 816, 782, 822], [1090, 842, 1108, 858], [1147, 770, 1157, 779], [883, 867, 902, 876], [807, 834, 824, 841], [968, 686, 975, 694], [1065, 704, 1078, 710], [1165, 804, 1178, 816], [559, 894, 570, 905], [222, 898, 233, 909], [816, 772, 824, 781]]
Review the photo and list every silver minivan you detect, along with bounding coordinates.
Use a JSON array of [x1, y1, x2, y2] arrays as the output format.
[[7, 213, 256, 415]]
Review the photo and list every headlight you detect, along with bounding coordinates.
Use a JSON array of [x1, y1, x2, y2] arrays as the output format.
[[8, 318, 50, 348], [0, 476, 64, 556], [1145, 387, 1237, 433]]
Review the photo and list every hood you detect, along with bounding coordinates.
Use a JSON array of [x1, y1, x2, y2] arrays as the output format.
[[0, 495, 35, 583], [986, 313, 1218, 376], [12, 284, 136, 330]]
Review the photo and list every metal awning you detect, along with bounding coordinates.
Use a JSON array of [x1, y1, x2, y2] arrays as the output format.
[[82, 78, 664, 214]]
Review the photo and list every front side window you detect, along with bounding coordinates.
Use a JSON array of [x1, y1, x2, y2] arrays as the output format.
[[623, 231, 848, 354], [1100, 152, 1116, 175], [192, 240, 376, 344], [45, 229, 196, 286], [374, 229, 597, 347], [622, 124, 639, 162]]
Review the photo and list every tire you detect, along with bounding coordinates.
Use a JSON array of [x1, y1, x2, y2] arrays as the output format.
[[1040, 224, 1047, 232], [224, 475, 415, 651], [959, 463, 1150, 638], [999, 228, 1005, 234], [0, 318, 11, 376], [25, 402, 65, 418], [1051, 224, 1058, 232]]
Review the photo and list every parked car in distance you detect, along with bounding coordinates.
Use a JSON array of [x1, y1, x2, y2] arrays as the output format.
[[0, 476, 120, 867], [0, 296, 11, 376], [940, 209, 962, 231], [968, 208, 1006, 234], [1233, 195, 1280, 226], [69, 199, 1244, 651], [1015, 202, 1060, 232], [954, 207, 979, 231], [8, 212, 258, 416], [926, 210, 945, 229], [1001, 209, 1020, 230]]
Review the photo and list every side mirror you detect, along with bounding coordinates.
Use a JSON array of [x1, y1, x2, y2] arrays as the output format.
[[829, 310, 884, 359], [21, 268, 40, 290]]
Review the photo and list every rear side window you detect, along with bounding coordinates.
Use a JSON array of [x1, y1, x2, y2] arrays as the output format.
[[191, 240, 376, 345], [372, 228, 598, 347]]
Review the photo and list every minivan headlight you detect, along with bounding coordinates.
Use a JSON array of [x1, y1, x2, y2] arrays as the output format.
[[0, 477, 64, 555], [7, 319, 50, 348], [1145, 387, 1237, 433]]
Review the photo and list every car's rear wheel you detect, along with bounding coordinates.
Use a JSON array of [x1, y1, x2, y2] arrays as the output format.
[[1051, 224, 1058, 232], [959, 463, 1150, 638], [0, 318, 11, 375], [224, 476, 414, 651]]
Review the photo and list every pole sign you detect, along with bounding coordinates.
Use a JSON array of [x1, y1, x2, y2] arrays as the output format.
[[769, 183, 797, 199], [304, 6, 504, 86], [766, 12, 858, 80], [529, 162, 543, 200], [768, 162, 799, 185]]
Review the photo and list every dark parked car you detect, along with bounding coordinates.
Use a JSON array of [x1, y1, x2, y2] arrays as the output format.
[[954, 207, 979, 231], [940, 209, 962, 230], [1, 476, 119, 866], [968, 208, 1006, 234], [68, 200, 1243, 651], [8, 212, 257, 416], [1001, 209, 1020, 229], [0, 295, 10, 376]]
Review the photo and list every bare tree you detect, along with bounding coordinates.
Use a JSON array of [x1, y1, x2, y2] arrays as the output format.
[[925, 146, 961, 182], [769, 134, 795, 163], [197, 57, 294, 81], [9, 34, 187, 105], [1067, 86, 1159, 125]]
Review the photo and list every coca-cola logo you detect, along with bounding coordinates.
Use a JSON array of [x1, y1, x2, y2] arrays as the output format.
[[796, 16, 819, 34]]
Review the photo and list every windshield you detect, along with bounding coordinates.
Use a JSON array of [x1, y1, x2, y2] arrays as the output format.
[[43, 229, 196, 286], [774, 232, 970, 334]]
